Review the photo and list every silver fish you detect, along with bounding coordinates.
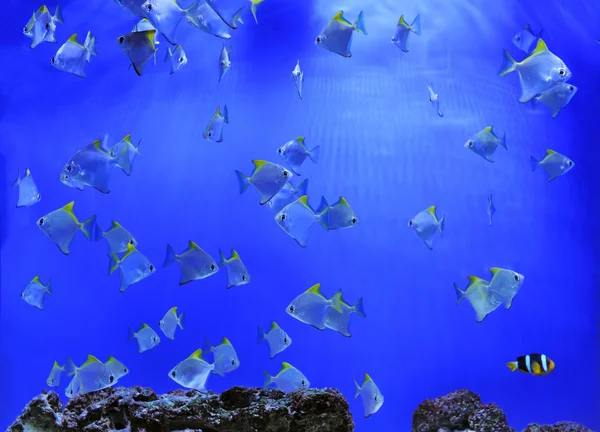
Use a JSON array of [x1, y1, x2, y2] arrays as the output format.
[[164, 44, 187, 74], [291, 60, 304, 99], [315, 10, 367, 58], [513, 24, 543, 54], [21, 276, 52, 310], [531, 83, 577, 119], [408, 206, 444, 250], [464, 126, 507, 163], [257, 322, 292, 359], [487, 267, 525, 310], [141, 0, 200, 45], [129, 323, 161, 353], [203, 106, 229, 142], [268, 178, 308, 213], [263, 362, 309, 392], [218, 43, 232, 82], [118, 29, 158, 76], [169, 349, 216, 391], [109, 243, 156, 293], [218, 249, 250, 288], [13, 168, 41, 208], [30, 5, 64, 48], [235, 160, 292, 205], [427, 81, 443, 117], [163, 241, 219, 285], [529, 149, 574, 182], [51, 32, 97, 78], [186, 1, 234, 39], [159, 306, 184, 340], [391, 14, 421, 52], [354, 373, 384, 418], [454, 276, 502, 323]]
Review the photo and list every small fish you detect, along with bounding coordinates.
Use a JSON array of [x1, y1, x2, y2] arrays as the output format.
[[65, 374, 80, 398], [128, 323, 161, 353], [499, 39, 571, 103], [275, 195, 329, 247], [186, 1, 234, 39], [487, 267, 524, 310], [60, 139, 132, 194], [427, 81, 443, 117], [529, 149, 574, 182], [13, 169, 41, 208], [141, 0, 200, 45], [277, 136, 319, 176], [316, 10, 367, 58], [164, 44, 187, 74], [488, 194, 495, 226], [464, 126, 507, 163], [46, 361, 65, 387], [109, 243, 156, 292], [163, 241, 219, 285], [21, 276, 52, 310], [101, 221, 137, 254], [218, 249, 250, 288], [513, 24, 543, 54], [118, 29, 158, 76], [506, 354, 555, 376], [206, 0, 265, 28], [108, 134, 142, 174], [320, 197, 358, 231], [354, 373, 384, 418], [203, 106, 229, 142], [408, 206, 445, 250], [51, 32, 97, 78], [531, 83, 577, 119], [263, 362, 309, 392], [454, 276, 502, 323], [391, 14, 421, 52], [29, 5, 64, 48], [268, 178, 309, 213], [37, 201, 99, 255], [105, 356, 129, 379], [286, 283, 342, 330], [291, 60, 304, 99], [203, 337, 240, 375], [169, 348, 216, 391], [65, 355, 117, 395], [235, 160, 293, 205], [324, 292, 366, 337], [257, 322, 292, 359], [218, 43, 232, 82], [159, 306, 185, 340]]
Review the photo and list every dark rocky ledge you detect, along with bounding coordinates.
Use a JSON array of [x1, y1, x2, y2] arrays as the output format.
[[7, 386, 354, 432], [412, 389, 594, 432]]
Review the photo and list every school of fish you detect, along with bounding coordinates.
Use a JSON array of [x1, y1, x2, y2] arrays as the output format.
[[17, 2, 581, 420]]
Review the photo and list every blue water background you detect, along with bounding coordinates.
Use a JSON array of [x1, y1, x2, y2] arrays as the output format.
[[1, 0, 599, 430]]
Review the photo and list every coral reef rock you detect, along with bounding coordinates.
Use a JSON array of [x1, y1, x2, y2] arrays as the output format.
[[523, 422, 594, 432], [412, 389, 514, 432], [8, 385, 355, 432]]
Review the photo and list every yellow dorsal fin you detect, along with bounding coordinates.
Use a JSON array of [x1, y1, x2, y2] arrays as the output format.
[[306, 283, 324, 297], [363, 373, 373, 384], [92, 139, 102, 150], [490, 267, 501, 276], [122, 242, 137, 259], [532, 38, 548, 55], [398, 15, 408, 27], [38, 5, 49, 13], [231, 249, 240, 260], [169, 306, 178, 315], [298, 195, 310, 208], [62, 201, 75, 214], [190, 348, 203, 360], [106, 356, 116, 362], [68, 33, 78, 43], [252, 160, 267, 169], [188, 240, 200, 250], [32, 276, 41, 283], [141, 323, 150, 330], [484, 126, 493, 133], [281, 362, 293, 371], [111, 221, 121, 228], [53, 360, 61, 367], [122, 134, 132, 144], [82, 354, 101, 367], [338, 197, 350, 206], [214, 106, 222, 117], [221, 337, 231, 346], [146, 29, 156, 45], [427, 206, 436, 217], [269, 321, 279, 331], [546, 149, 556, 155], [296, 136, 305, 145], [467, 275, 485, 287]]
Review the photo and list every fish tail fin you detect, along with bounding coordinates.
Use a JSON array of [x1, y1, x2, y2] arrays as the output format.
[[250, 0, 265, 24], [257, 326, 265, 344], [177, 312, 185, 330], [353, 10, 367, 35], [202, 337, 213, 353], [498, 49, 517, 76], [163, 244, 177, 267], [262, 370, 273, 388], [453, 283, 465, 305], [410, 14, 421, 36], [12, 169, 20, 187], [54, 4, 64, 24], [297, 179, 309, 196], [128, 328, 136, 342], [218, 248, 226, 267], [109, 252, 120, 275], [184, 0, 200, 27], [529, 155, 539, 172], [235, 170, 251, 194], [436, 214, 445, 236], [80, 215, 98, 241], [353, 297, 366, 318], [45, 278, 53, 295], [500, 133, 508, 150], [308, 145, 320, 164], [114, 144, 132, 173], [316, 196, 330, 230], [222, 105, 229, 124], [506, 361, 518, 372], [65, 357, 77, 376], [354, 379, 361, 399], [84, 31, 96, 60]]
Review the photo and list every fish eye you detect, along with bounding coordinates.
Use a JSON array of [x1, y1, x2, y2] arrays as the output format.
[[145, 4, 153, 12], [374, 395, 378, 401], [38, 218, 45, 226], [23, 26, 27, 32], [408, 220, 413, 226], [211, 264, 216, 270], [468, 140, 473, 147], [283, 171, 288, 178], [515, 35, 520, 41], [69, 389, 73, 395], [37, 194, 41, 199], [569, 86, 574, 91], [301, 379, 305, 386], [514, 275, 519, 281], [280, 214, 286, 221], [51, 57, 55, 64], [64, 175, 68, 179], [278, 148, 282, 153], [559, 69, 565, 76], [352, 217, 357, 224], [123, 367, 128, 373], [129, 239, 134, 245], [45, 23, 50, 29], [149, 264, 154, 271], [283, 337, 288, 344], [231, 360, 235, 365], [568, 160, 573, 166], [208, 131, 213, 137], [179, 56, 184, 63], [119, 36, 124, 44], [109, 375, 115, 383], [316, 36, 321, 44], [288, 305, 295, 313], [171, 371, 176, 377], [241, 274, 246, 281], [66, 165, 72, 172]]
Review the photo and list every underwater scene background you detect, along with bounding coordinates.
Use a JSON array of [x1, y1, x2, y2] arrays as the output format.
[[1, 0, 599, 430]]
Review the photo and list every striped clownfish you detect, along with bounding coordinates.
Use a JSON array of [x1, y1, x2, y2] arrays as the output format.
[[506, 354, 555, 376]]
